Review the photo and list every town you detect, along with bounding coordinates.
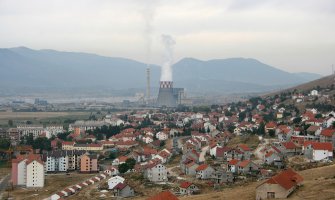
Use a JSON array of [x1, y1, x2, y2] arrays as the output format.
[[1, 82, 335, 200]]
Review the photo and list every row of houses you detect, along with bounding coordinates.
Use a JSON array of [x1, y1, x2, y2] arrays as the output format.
[[50, 173, 111, 200]]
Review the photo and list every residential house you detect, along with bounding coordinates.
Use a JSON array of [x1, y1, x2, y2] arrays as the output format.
[[195, 164, 214, 179], [237, 160, 259, 175], [237, 144, 252, 160], [264, 151, 281, 165], [303, 142, 333, 161], [227, 159, 239, 173], [256, 169, 303, 199], [112, 183, 134, 198], [211, 169, 234, 184], [323, 116, 335, 128], [179, 182, 199, 195], [278, 142, 300, 156], [144, 163, 168, 182], [108, 175, 125, 190], [156, 131, 169, 141], [320, 129, 335, 143], [112, 156, 128, 166]]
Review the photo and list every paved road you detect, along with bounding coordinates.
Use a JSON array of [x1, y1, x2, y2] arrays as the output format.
[[199, 146, 209, 162]]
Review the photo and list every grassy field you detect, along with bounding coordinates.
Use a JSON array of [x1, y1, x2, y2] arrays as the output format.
[[8, 173, 97, 200], [0, 111, 91, 126]]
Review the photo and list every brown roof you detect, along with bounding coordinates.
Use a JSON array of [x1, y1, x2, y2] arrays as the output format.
[[147, 191, 179, 200]]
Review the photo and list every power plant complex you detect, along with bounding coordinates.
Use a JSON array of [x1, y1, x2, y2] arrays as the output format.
[[156, 81, 184, 107], [145, 34, 185, 108]]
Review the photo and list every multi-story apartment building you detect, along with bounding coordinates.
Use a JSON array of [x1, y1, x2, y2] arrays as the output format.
[[42, 150, 86, 172], [12, 154, 45, 187], [68, 120, 109, 132], [17, 125, 44, 139], [80, 153, 98, 173], [144, 163, 167, 182]]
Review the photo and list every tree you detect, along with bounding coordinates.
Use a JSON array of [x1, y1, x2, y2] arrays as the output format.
[[160, 141, 166, 147], [0, 139, 10, 149], [268, 130, 275, 138], [118, 163, 129, 173], [257, 122, 265, 136], [239, 112, 246, 122], [125, 158, 136, 170], [109, 152, 118, 160], [8, 120, 13, 127], [293, 117, 302, 124], [315, 114, 322, 119]]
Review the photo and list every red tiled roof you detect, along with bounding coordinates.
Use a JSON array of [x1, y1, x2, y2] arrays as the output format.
[[238, 144, 251, 151], [114, 182, 128, 190], [147, 191, 179, 200], [282, 142, 296, 149], [180, 182, 193, 189], [311, 142, 333, 151], [321, 129, 335, 137], [195, 164, 208, 171], [238, 160, 251, 168], [304, 141, 333, 151], [265, 151, 274, 158], [62, 141, 75, 146], [228, 159, 239, 165], [117, 156, 128, 162], [266, 122, 277, 129], [263, 168, 303, 190], [216, 146, 231, 157]]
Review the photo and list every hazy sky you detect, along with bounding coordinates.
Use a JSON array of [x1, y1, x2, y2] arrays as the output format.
[[0, 0, 334, 75]]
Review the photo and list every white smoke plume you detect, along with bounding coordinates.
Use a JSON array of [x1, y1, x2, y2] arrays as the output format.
[[160, 34, 176, 81], [161, 34, 176, 81], [140, 0, 158, 65]]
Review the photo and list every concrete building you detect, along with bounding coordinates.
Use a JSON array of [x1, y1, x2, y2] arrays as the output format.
[[303, 142, 333, 161], [144, 163, 167, 182], [12, 154, 45, 188], [17, 125, 44, 139], [195, 164, 214, 179], [80, 153, 98, 173], [42, 150, 86, 172]]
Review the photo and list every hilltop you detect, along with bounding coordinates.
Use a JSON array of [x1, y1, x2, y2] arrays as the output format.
[[265, 74, 334, 97]]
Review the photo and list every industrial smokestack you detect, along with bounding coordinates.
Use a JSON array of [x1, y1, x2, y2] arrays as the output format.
[[156, 35, 177, 107]]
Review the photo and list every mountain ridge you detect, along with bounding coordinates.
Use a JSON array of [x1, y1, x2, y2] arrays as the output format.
[[0, 46, 322, 95]]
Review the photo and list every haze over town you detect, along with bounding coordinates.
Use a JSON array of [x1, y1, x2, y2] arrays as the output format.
[[1, 0, 335, 75]]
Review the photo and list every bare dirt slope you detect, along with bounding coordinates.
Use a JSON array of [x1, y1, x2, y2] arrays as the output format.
[[178, 164, 335, 200]]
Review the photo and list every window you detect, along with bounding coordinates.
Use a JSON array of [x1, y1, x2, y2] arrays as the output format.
[[267, 192, 275, 199]]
